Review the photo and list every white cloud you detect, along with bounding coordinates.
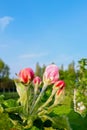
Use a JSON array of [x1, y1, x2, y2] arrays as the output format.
[[19, 52, 49, 59], [0, 16, 14, 31]]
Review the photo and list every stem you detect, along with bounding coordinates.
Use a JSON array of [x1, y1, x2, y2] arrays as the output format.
[[38, 94, 53, 112], [34, 84, 38, 95], [32, 85, 38, 106], [30, 84, 47, 114], [24, 87, 29, 115], [38, 87, 58, 112], [49, 103, 56, 109], [73, 89, 77, 112]]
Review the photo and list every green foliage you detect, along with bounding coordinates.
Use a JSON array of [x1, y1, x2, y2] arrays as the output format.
[[0, 113, 12, 130], [3, 99, 18, 108], [73, 58, 87, 117], [52, 115, 71, 130], [68, 110, 87, 130], [2, 92, 18, 100], [0, 59, 15, 94], [35, 62, 46, 78], [0, 58, 10, 79]]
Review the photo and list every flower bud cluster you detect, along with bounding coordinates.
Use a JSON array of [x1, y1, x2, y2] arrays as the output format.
[[15, 64, 66, 128]]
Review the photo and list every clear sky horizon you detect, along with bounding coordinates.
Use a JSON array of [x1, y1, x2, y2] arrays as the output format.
[[0, 0, 87, 78]]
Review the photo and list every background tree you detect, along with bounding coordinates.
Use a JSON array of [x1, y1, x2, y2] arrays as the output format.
[[59, 64, 65, 80], [0, 59, 15, 92], [0, 59, 10, 80], [35, 62, 46, 78], [35, 62, 42, 77]]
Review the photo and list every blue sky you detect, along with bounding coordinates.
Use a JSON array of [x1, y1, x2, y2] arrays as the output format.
[[0, 0, 87, 77]]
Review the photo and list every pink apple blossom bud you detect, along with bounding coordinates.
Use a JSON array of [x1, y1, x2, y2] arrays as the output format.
[[43, 64, 59, 85], [18, 68, 34, 84], [33, 76, 41, 85], [55, 80, 65, 88], [53, 80, 65, 105], [55, 80, 65, 95]]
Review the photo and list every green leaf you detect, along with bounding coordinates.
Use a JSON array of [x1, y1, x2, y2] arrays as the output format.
[[68, 110, 87, 130], [0, 95, 4, 103], [44, 127, 56, 130], [29, 126, 40, 130], [0, 113, 12, 130], [14, 81, 27, 107], [52, 115, 72, 130], [5, 106, 23, 113], [0, 104, 4, 113], [3, 99, 18, 108]]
